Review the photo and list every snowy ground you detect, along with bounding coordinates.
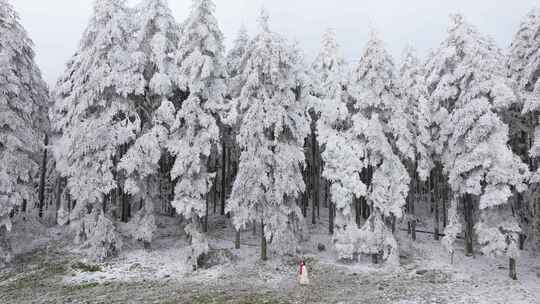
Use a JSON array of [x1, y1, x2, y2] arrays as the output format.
[[0, 214, 539, 304]]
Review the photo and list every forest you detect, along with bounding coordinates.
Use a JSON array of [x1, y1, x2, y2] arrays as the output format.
[[1, 0, 540, 302]]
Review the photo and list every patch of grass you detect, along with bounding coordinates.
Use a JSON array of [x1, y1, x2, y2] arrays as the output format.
[[71, 262, 102, 272], [191, 294, 289, 304], [64, 282, 99, 291]]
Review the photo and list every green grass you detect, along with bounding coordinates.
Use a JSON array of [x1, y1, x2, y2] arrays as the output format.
[[190, 294, 289, 304], [64, 282, 99, 292], [71, 261, 102, 272]]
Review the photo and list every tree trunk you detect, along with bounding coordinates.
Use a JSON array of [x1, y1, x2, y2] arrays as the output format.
[[261, 220, 267, 261], [463, 194, 474, 256], [509, 258, 517, 280], [411, 220, 417, 241], [235, 228, 241, 250], [221, 140, 227, 216], [312, 134, 320, 222], [38, 134, 48, 218], [355, 198, 361, 227], [203, 198, 209, 233], [329, 202, 334, 235]]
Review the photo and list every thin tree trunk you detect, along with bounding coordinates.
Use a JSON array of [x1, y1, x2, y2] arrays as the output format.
[[38, 134, 48, 218], [355, 197, 361, 227], [509, 258, 517, 280], [204, 198, 209, 233], [221, 139, 227, 216], [261, 220, 267, 261], [463, 194, 474, 256], [329, 202, 334, 235], [235, 228, 241, 250]]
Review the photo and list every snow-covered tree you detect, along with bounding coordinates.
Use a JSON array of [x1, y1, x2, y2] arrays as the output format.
[[51, 0, 144, 260], [312, 28, 348, 234], [118, 0, 181, 245], [507, 8, 540, 251], [321, 31, 409, 264], [398, 46, 434, 181], [426, 15, 528, 271], [168, 0, 227, 266], [398, 46, 435, 240], [226, 25, 249, 82], [226, 10, 310, 260], [0, 0, 50, 232]]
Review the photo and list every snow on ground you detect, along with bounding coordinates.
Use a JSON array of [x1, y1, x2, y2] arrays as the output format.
[[0, 212, 539, 303]]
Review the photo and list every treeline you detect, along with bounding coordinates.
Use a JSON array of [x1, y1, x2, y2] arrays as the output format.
[[0, 0, 539, 280]]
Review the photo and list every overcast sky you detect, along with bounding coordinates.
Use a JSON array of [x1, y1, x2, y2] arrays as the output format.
[[12, 0, 540, 86]]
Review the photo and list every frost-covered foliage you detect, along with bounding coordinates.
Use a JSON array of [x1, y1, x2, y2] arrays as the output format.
[[398, 46, 434, 180], [226, 26, 249, 80], [118, 0, 181, 243], [321, 31, 409, 263], [52, 0, 143, 213], [426, 14, 529, 258], [0, 0, 50, 232], [226, 10, 310, 251], [51, 0, 145, 257], [507, 8, 540, 250], [442, 197, 462, 258], [74, 209, 123, 262], [168, 0, 226, 258]]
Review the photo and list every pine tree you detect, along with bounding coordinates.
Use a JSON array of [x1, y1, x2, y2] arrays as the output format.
[[507, 8, 540, 251], [0, 0, 50, 226], [398, 46, 434, 240], [226, 10, 310, 260], [312, 28, 347, 235], [426, 15, 528, 277], [325, 31, 410, 264], [118, 0, 181, 246], [51, 0, 143, 260], [168, 0, 227, 267]]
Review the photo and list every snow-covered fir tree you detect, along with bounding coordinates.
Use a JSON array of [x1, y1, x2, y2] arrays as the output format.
[[0, 0, 50, 248], [398, 46, 434, 181], [226, 25, 249, 81], [398, 45, 435, 239], [226, 10, 310, 260], [168, 0, 227, 266], [507, 8, 540, 251], [51, 0, 144, 260], [118, 0, 181, 245], [425, 15, 529, 268], [311, 28, 348, 235], [321, 31, 409, 264]]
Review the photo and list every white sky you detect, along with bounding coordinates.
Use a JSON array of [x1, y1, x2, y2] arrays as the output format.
[[11, 0, 540, 86]]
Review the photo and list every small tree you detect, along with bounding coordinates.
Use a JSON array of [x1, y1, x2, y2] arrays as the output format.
[[226, 10, 310, 260]]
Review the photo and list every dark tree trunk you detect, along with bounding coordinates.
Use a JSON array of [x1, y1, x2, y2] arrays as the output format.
[[221, 139, 227, 216], [509, 258, 517, 280], [261, 220, 267, 261], [355, 197, 361, 227], [235, 228, 241, 250], [329, 202, 334, 235], [203, 198, 209, 233], [38, 134, 49, 218], [463, 194, 475, 256]]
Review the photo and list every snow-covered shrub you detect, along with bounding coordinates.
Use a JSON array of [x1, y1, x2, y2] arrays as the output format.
[[441, 198, 462, 261], [125, 206, 157, 245], [74, 210, 123, 262]]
